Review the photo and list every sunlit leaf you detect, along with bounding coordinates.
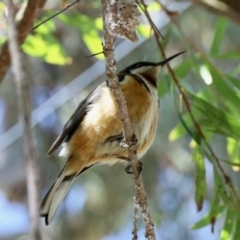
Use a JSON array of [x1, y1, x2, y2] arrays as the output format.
[[82, 30, 103, 59], [34, 19, 55, 34], [44, 43, 69, 65], [203, 59, 240, 117], [220, 208, 235, 240], [227, 138, 240, 171], [23, 35, 47, 57], [58, 13, 103, 58], [147, 2, 161, 11], [23, 33, 68, 65], [137, 24, 151, 38], [94, 17, 103, 30]]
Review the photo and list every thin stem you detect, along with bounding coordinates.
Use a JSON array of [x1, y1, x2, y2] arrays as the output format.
[[6, 1, 42, 239], [32, 0, 80, 31], [132, 197, 139, 240]]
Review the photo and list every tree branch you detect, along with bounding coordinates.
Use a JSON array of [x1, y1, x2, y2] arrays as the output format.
[[101, 0, 156, 239], [6, 1, 42, 239], [0, 0, 46, 83], [132, 197, 139, 240]]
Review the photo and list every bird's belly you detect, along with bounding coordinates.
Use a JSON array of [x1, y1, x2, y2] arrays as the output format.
[[67, 85, 159, 166]]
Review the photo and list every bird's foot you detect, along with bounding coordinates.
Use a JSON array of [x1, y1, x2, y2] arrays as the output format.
[[120, 133, 138, 148], [125, 161, 143, 178]]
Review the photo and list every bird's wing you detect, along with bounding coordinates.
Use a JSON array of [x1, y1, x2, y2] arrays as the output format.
[[47, 82, 106, 156]]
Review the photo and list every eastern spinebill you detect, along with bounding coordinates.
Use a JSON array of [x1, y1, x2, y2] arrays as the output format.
[[40, 51, 185, 225]]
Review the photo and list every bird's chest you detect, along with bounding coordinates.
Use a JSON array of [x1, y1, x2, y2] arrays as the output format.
[[132, 94, 159, 156], [122, 79, 159, 155]]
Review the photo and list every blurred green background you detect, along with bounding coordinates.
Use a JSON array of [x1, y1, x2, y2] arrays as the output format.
[[1, 0, 240, 239]]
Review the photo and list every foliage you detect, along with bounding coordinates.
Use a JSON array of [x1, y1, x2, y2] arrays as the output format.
[[168, 16, 240, 238]]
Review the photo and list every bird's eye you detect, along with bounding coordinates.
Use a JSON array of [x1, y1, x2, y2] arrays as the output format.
[[136, 63, 142, 68]]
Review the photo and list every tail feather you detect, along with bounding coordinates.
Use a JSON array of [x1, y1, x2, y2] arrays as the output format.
[[40, 170, 76, 225], [40, 164, 95, 225]]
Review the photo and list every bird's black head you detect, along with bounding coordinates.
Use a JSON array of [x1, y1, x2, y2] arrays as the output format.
[[120, 51, 186, 87]]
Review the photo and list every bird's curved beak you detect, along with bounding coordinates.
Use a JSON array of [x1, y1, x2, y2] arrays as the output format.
[[155, 51, 186, 66]]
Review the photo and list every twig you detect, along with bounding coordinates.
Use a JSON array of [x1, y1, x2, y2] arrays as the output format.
[[132, 197, 139, 240], [6, 1, 42, 240], [32, 0, 80, 31], [154, 0, 240, 204], [101, 0, 156, 239], [84, 51, 104, 58], [135, 0, 164, 40], [0, 0, 46, 83]]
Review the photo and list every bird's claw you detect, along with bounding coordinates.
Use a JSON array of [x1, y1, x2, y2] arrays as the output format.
[[125, 161, 143, 178], [120, 133, 138, 148]]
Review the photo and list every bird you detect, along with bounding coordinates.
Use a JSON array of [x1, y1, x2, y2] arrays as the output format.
[[40, 51, 185, 225]]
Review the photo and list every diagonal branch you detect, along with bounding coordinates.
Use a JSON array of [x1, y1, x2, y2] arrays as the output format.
[[6, 1, 42, 239], [0, 0, 46, 83], [101, 0, 156, 239]]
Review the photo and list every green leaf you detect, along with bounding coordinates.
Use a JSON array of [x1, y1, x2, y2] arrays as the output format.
[[82, 30, 103, 59], [44, 42, 68, 65], [147, 2, 161, 11], [210, 17, 228, 56], [23, 34, 68, 65], [214, 169, 231, 206], [220, 208, 235, 240], [191, 205, 225, 230], [168, 108, 202, 141], [94, 17, 103, 30], [227, 138, 240, 168], [215, 50, 240, 59], [58, 13, 103, 58], [164, 58, 194, 80], [186, 90, 240, 140], [219, 159, 240, 167], [226, 75, 240, 91], [193, 147, 206, 211], [203, 58, 240, 117], [23, 35, 47, 57], [137, 24, 151, 38], [174, 59, 193, 79], [34, 19, 55, 34], [233, 218, 240, 240]]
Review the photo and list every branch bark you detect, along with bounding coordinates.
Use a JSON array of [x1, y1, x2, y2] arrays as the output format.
[[6, 1, 42, 240], [0, 0, 46, 83], [101, 0, 156, 239]]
